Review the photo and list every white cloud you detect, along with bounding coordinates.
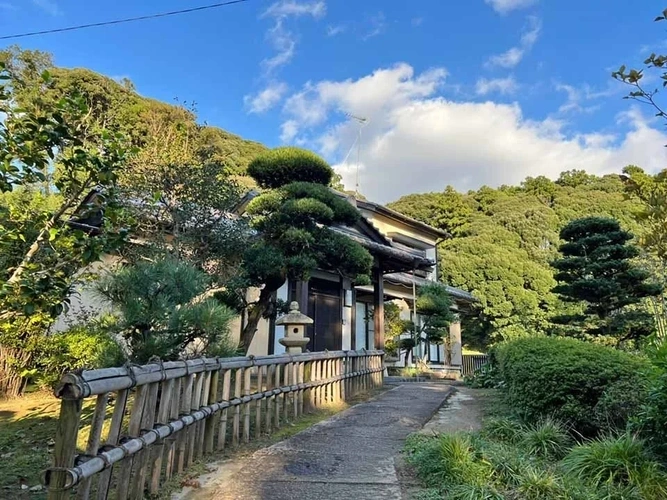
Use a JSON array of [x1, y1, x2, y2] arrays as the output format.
[[411, 17, 424, 27], [32, 0, 60, 16], [326, 24, 346, 36], [363, 11, 387, 40], [476, 76, 519, 95], [485, 0, 538, 14], [555, 82, 619, 114], [280, 63, 667, 203], [260, 1, 326, 73], [281, 120, 300, 142], [486, 16, 541, 68], [486, 48, 525, 69], [244, 82, 289, 114], [262, 0, 325, 18]]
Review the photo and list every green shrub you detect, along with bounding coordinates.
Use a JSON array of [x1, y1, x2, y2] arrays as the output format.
[[404, 434, 447, 488], [437, 433, 492, 485], [520, 417, 573, 460], [482, 417, 525, 444], [632, 343, 667, 460], [593, 378, 648, 433], [247, 147, 333, 189], [496, 337, 646, 435], [561, 434, 667, 499], [515, 466, 566, 500], [38, 325, 126, 387], [479, 440, 530, 486]]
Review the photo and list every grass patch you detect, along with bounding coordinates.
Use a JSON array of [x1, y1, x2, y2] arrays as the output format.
[[404, 390, 667, 500], [0, 390, 110, 499]]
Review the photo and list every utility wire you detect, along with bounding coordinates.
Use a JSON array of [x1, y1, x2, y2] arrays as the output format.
[[0, 0, 254, 41]]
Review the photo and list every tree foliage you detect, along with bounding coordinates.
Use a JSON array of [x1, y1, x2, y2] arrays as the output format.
[[97, 259, 237, 363], [247, 147, 334, 189], [389, 174, 643, 347], [551, 217, 662, 344], [0, 61, 130, 396], [230, 147, 373, 351]]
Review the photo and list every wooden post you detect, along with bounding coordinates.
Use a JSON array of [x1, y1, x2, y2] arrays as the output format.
[[335, 358, 342, 403], [176, 374, 194, 474], [149, 379, 175, 495], [292, 363, 299, 420], [216, 370, 231, 450], [47, 399, 83, 500], [186, 373, 204, 466], [76, 393, 108, 500], [326, 359, 332, 404], [130, 382, 160, 498], [195, 371, 212, 459], [243, 367, 251, 443], [298, 362, 305, 416], [96, 389, 129, 500], [116, 384, 149, 499], [274, 364, 281, 428], [283, 362, 290, 423], [340, 357, 347, 402], [313, 360, 320, 410], [266, 364, 275, 433], [373, 265, 385, 351], [255, 366, 264, 439], [232, 368, 243, 445], [164, 378, 182, 481], [204, 371, 219, 454], [304, 361, 312, 413]]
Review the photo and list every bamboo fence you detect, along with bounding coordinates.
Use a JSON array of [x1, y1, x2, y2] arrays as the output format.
[[461, 354, 489, 377], [44, 349, 384, 500]]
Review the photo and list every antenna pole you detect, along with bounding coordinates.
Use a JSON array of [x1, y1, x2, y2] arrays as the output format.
[[344, 113, 368, 198]]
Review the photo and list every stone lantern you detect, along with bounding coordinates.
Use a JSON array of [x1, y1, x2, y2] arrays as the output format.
[[277, 301, 313, 354]]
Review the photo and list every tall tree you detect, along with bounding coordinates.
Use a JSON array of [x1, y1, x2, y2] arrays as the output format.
[[227, 147, 373, 351], [551, 217, 662, 344], [0, 63, 130, 396]]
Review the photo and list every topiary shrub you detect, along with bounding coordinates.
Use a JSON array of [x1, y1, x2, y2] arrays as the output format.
[[495, 337, 647, 436], [247, 147, 333, 189]]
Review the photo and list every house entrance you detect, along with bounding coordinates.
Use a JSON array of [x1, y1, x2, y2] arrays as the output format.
[[307, 278, 342, 351]]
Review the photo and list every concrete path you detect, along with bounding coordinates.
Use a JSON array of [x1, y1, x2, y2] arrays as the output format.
[[419, 386, 484, 435], [179, 383, 453, 500]]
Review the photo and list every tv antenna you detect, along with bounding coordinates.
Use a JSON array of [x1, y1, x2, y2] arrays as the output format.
[[340, 113, 369, 197]]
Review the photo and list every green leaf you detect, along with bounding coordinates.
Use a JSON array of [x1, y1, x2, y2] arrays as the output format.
[[48, 228, 58, 241]]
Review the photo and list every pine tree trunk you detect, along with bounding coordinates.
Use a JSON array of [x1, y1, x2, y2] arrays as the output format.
[[240, 288, 274, 353]]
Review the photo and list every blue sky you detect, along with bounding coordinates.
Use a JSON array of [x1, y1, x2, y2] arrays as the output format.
[[1, 0, 666, 202]]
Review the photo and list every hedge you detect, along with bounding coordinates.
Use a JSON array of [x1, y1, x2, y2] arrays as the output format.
[[495, 337, 647, 436]]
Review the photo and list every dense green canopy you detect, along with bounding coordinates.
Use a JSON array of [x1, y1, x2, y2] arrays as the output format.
[[388, 172, 648, 347]]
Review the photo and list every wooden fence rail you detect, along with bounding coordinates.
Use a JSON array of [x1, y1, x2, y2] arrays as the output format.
[[461, 354, 489, 377], [44, 349, 384, 500]]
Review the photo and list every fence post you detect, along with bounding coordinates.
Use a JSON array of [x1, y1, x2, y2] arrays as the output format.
[[47, 399, 83, 500]]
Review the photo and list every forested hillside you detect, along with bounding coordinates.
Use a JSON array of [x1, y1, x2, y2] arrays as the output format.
[[0, 46, 267, 180], [388, 171, 653, 347]]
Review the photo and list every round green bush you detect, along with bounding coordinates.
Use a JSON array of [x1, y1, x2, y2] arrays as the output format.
[[495, 337, 647, 436], [247, 147, 333, 189]]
